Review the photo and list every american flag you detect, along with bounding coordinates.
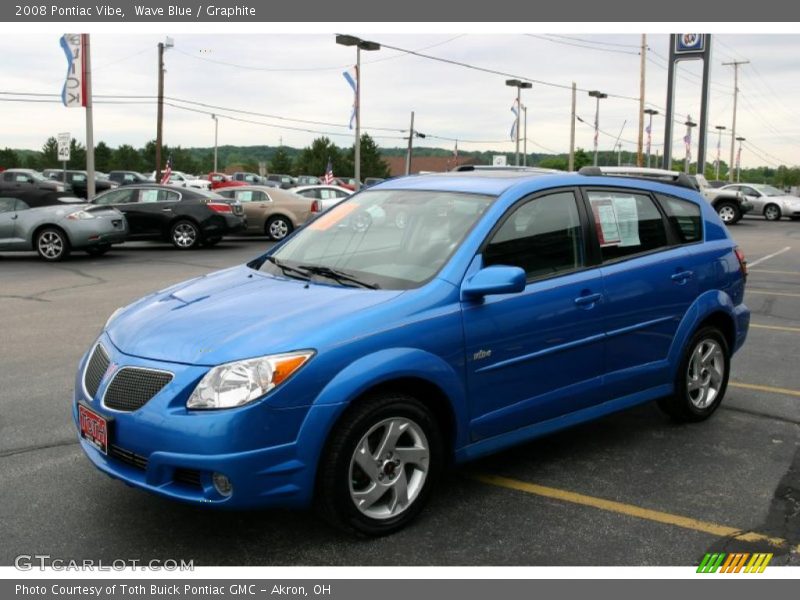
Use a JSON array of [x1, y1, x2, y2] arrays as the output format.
[[342, 66, 358, 129], [736, 146, 742, 169], [322, 158, 334, 185], [645, 124, 652, 153], [160, 155, 173, 184], [684, 132, 692, 163], [509, 98, 519, 140]]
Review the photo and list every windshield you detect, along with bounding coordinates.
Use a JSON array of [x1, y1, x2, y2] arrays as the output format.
[[754, 184, 784, 196], [257, 189, 494, 290]]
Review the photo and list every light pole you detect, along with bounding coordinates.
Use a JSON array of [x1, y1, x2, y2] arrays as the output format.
[[336, 34, 380, 191], [588, 90, 607, 166], [522, 104, 528, 167], [212, 114, 219, 173], [736, 136, 746, 182], [684, 116, 697, 174], [644, 108, 658, 168], [155, 36, 174, 182], [616, 142, 623, 166], [506, 79, 531, 166], [714, 125, 726, 180]]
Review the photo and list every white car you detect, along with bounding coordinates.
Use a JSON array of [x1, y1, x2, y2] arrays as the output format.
[[720, 183, 800, 221], [146, 171, 211, 191], [293, 185, 352, 214]]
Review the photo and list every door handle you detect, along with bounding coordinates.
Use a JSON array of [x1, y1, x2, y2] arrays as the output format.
[[671, 270, 694, 283], [574, 292, 602, 307], [11, 214, 18, 220], [161, 208, 173, 212]]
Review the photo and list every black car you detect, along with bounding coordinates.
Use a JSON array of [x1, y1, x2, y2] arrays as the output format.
[[91, 184, 246, 249], [266, 173, 296, 189], [0, 169, 66, 194], [108, 170, 149, 186], [43, 170, 117, 199]]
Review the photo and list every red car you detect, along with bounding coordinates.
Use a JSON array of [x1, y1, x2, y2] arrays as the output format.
[[208, 172, 247, 191]]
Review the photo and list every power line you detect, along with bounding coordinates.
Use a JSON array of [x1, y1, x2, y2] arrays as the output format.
[[543, 34, 642, 49], [525, 34, 640, 56]]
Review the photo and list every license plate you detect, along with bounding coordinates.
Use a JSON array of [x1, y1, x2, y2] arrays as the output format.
[[79, 404, 109, 455]]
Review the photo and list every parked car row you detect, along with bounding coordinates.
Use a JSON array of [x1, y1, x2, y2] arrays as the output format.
[[0, 182, 343, 261]]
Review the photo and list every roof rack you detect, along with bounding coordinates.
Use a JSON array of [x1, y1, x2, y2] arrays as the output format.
[[578, 166, 698, 191]]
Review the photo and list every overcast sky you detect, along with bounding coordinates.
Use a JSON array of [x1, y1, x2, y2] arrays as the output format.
[[1, 33, 798, 168]]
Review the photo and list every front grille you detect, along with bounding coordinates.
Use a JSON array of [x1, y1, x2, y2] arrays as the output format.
[[103, 367, 173, 412], [83, 344, 110, 399], [173, 468, 203, 489], [109, 444, 148, 470]]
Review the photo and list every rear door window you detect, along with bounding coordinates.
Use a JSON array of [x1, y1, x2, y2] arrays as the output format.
[[586, 190, 669, 262], [657, 195, 702, 244]]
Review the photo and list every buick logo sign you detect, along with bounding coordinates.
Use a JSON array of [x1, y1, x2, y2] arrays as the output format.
[[676, 33, 706, 54]]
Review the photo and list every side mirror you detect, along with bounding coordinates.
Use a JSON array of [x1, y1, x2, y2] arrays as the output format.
[[461, 265, 526, 300]]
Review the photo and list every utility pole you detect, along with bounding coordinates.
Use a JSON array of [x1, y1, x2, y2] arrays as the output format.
[[405, 111, 415, 176], [723, 60, 749, 182], [637, 34, 646, 167], [644, 108, 658, 168], [568, 82, 576, 171], [714, 125, 726, 180], [522, 104, 528, 167], [684, 116, 697, 174]]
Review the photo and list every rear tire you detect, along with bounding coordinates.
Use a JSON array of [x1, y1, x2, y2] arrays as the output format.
[[658, 326, 730, 422], [316, 392, 443, 536], [716, 202, 740, 225], [170, 220, 201, 250], [266, 215, 292, 241], [36, 227, 71, 262], [764, 204, 782, 221]]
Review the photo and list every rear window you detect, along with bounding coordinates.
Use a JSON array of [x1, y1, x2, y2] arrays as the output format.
[[658, 195, 702, 244]]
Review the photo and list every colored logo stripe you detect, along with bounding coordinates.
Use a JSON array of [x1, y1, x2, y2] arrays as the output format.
[[697, 553, 772, 573]]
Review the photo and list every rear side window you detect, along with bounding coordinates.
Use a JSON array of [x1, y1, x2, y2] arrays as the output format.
[[658, 195, 702, 244], [484, 191, 584, 279], [587, 191, 668, 262]]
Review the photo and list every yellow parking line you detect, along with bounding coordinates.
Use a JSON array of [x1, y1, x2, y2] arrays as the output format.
[[730, 381, 800, 398], [747, 289, 800, 298], [750, 269, 800, 276], [474, 474, 796, 551], [750, 323, 800, 333]]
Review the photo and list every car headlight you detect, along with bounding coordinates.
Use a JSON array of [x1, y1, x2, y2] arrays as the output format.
[[186, 350, 315, 410], [105, 307, 123, 329], [67, 210, 96, 220]]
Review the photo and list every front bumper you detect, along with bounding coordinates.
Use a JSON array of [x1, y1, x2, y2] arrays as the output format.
[[73, 334, 342, 509]]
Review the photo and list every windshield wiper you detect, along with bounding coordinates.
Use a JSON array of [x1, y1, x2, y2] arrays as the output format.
[[296, 264, 380, 289], [264, 256, 311, 282]]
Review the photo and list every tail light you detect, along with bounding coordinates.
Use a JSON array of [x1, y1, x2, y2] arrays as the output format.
[[310, 200, 322, 213], [207, 202, 232, 214], [734, 246, 748, 279]]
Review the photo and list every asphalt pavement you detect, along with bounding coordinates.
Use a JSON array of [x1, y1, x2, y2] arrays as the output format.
[[0, 219, 798, 566]]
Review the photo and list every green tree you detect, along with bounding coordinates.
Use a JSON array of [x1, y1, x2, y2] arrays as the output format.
[[111, 144, 142, 171], [345, 133, 390, 179], [0, 148, 20, 169], [573, 148, 592, 170], [41, 137, 59, 166], [94, 141, 113, 172], [67, 139, 86, 170], [538, 156, 568, 170], [269, 147, 293, 174], [294, 137, 343, 177]]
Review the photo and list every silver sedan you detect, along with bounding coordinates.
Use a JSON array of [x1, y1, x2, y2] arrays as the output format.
[[720, 183, 800, 221], [0, 195, 128, 261]]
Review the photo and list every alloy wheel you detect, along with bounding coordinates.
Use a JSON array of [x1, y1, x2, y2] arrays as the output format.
[[38, 231, 64, 259], [686, 338, 725, 409], [172, 223, 198, 248], [269, 218, 289, 240], [718, 205, 736, 223]]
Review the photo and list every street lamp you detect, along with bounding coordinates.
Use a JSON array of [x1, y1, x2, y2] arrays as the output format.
[[506, 79, 532, 166], [336, 34, 380, 191], [644, 108, 659, 168], [736, 136, 746, 182], [211, 114, 219, 173], [714, 125, 726, 180], [684, 116, 697, 174], [588, 90, 608, 166], [155, 36, 174, 181]]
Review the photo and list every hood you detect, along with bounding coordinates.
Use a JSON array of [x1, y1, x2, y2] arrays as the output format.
[[107, 265, 403, 366]]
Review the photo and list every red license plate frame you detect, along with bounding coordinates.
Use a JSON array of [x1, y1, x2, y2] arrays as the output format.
[[78, 404, 109, 455]]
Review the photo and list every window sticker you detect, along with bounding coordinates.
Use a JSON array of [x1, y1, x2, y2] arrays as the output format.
[[308, 202, 358, 230], [611, 195, 640, 247], [141, 190, 160, 203], [590, 196, 622, 247], [237, 191, 253, 202]]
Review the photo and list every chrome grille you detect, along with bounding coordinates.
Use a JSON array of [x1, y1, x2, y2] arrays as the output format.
[[83, 344, 109, 399], [103, 367, 173, 412]]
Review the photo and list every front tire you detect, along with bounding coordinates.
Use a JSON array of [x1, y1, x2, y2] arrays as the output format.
[[716, 202, 740, 225], [170, 220, 201, 250], [36, 227, 71, 262], [764, 204, 782, 221], [316, 392, 443, 536], [658, 326, 730, 422]]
